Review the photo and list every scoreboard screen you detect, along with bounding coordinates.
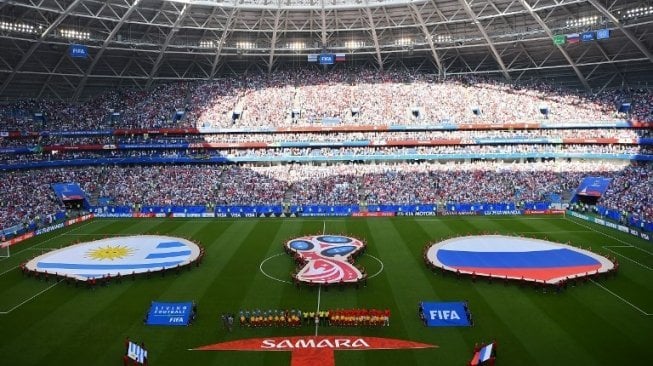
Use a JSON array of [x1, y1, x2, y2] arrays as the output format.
[[319, 54, 335, 65], [69, 44, 88, 58], [581, 32, 595, 42], [596, 29, 610, 40]]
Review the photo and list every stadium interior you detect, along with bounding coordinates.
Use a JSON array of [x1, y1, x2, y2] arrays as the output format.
[[0, 0, 652, 365]]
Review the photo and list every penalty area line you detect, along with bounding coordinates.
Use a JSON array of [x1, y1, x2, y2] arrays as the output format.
[[513, 230, 592, 234], [0, 220, 96, 262], [0, 265, 19, 277], [0, 281, 61, 315], [0, 249, 57, 278], [565, 217, 653, 255], [601, 247, 653, 271], [63, 233, 135, 236], [590, 280, 652, 316]]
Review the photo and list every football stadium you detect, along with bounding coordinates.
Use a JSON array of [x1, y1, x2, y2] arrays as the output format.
[[0, 0, 652, 365]]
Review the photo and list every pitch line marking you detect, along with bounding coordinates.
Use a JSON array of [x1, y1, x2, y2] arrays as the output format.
[[414, 217, 565, 222], [316, 216, 325, 336], [316, 221, 323, 334], [629, 246, 653, 255], [604, 245, 653, 255], [63, 233, 135, 236], [512, 230, 592, 234], [565, 217, 653, 255], [258, 253, 293, 284], [315, 285, 322, 336], [366, 254, 385, 279], [0, 265, 19, 277], [590, 280, 652, 316], [0, 247, 59, 277], [0, 220, 95, 263], [602, 247, 653, 271], [0, 281, 61, 315]]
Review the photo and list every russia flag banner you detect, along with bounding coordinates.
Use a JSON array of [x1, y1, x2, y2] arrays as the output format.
[[426, 235, 614, 284], [335, 53, 346, 62]]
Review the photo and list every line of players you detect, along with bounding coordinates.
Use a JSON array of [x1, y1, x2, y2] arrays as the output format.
[[236, 308, 391, 328]]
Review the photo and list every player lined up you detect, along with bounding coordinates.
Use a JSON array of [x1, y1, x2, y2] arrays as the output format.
[[233, 308, 390, 328]]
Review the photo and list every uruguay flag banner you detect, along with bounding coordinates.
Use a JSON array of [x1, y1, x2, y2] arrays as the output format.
[[420, 301, 472, 327], [146, 301, 193, 326], [26, 235, 200, 280]]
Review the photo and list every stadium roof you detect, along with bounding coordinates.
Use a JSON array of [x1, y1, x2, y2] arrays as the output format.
[[0, 0, 651, 100]]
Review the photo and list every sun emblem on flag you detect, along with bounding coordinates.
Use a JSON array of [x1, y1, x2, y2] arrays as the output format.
[[85, 245, 135, 261]]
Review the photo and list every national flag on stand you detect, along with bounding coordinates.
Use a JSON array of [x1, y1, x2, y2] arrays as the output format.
[[335, 53, 346, 62], [478, 343, 493, 362], [469, 342, 495, 365], [566, 33, 580, 44], [127, 341, 147, 364]]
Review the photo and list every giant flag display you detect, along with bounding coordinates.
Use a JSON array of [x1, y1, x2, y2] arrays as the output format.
[[25, 235, 200, 280]]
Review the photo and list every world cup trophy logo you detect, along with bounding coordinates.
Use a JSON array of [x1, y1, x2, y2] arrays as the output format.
[[285, 235, 366, 284]]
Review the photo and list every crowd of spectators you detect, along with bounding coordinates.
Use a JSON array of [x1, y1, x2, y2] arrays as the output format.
[[1, 68, 651, 235], [202, 128, 650, 144], [92, 165, 221, 206], [213, 165, 288, 205], [2, 128, 649, 149], [0, 168, 89, 233], [600, 164, 653, 221], [220, 145, 649, 158], [1, 68, 651, 131], [287, 165, 360, 205], [2, 161, 651, 233], [2, 144, 649, 165]]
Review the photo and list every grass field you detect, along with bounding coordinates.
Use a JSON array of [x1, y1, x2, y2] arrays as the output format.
[[1, 215, 652, 365]]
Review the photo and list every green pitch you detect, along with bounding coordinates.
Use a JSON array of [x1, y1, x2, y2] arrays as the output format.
[[0, 216, 651, 365]]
